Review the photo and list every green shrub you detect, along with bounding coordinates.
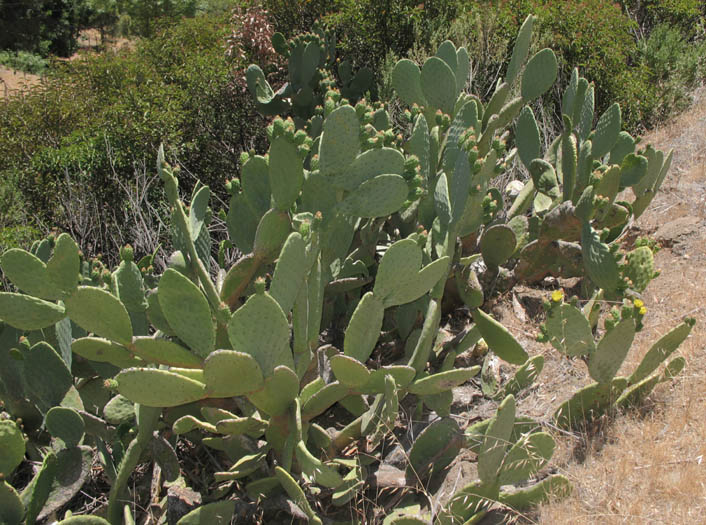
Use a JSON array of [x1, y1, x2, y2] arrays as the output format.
[[0, 12, 267, 259], [638, 23, 706, 124], [0, 50, 49, 74]]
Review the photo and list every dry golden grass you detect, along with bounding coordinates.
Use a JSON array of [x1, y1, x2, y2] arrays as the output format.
[[537, 88, 706, 524]]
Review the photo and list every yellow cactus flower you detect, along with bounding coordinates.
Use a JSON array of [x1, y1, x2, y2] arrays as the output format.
[[639, 306, 647, 315], [633, 299, 644, 308], [551, 290, 564, 302]]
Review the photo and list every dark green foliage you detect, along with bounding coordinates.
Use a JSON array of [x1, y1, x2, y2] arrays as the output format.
[[0, 0, 82, 57], [0, 13, 267, 258]]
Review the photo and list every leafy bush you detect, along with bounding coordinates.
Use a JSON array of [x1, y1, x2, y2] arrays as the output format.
[[0, 50, 49, 74], [0, 12, 267, 259], [638, 23, 706, 123]]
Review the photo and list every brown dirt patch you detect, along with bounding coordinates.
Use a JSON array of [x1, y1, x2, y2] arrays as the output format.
[[0, 66, 41, 98]]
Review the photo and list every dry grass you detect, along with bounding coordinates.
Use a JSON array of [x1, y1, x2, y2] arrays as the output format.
[[537, 88, 706, 524]]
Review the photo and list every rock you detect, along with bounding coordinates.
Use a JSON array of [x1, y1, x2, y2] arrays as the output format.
[[654, 216, 702, 248]]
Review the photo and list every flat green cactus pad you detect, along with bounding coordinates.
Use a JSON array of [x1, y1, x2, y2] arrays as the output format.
[[620, 153, 648, 187], [406, 417, 463, 480], [443, 480, 500, 522], [270, 232, 308, 314], [204, 350, 264, 397], [245, 64, 274, 104], [0, 481, 24, 525], [343, 291, 384, 363], [581, 222, 619, 292], [623, 246, 656, 293], [35, 235, 81, 297], [319, 105, 359, 177], [269, 136, 304, 211], [392, 59, 427, 108], [478, 395, 516, 484], [0, 248, 63, 300], [0, 420, 25, 477], [65, 286, 132, 345], [374, 239, 450, 308], [130, 337, 203, 368], [544, 303, 596, 357], [330, 354, 371, 388], [253, 208, 291, 262], [337, 174, 409, 218], [0, 292, 65, 331], [421, 56, 456, 115], [588, 319, 635, 384], [473, 309, 528, 365], [228, 291, 293, 375], [248, 365, 299, 417], [506, 15, 534, 86], [521, 48, 557, 101], [157, 269, 214, 358], [591, 103, 621, 159], [103, 394, 134, 425], [553, 378, 627, 430], [24, 341, 73, 413], [498, 474, 571, 510], [274, 466, 322, 525], [296, 441, 344, 489], [516, 106, 540, 169], [498, 431, 555, 485], [114, 368, 206, 407], [72, 337, 142, 368], [46, 406, 85, 448], [360, 365, 416, 394], [481, 225, 517, 268], [629, 318, 694, 384], [407, 367, 480, 396], [331, 147, 405, 191], [176, 500, 235, 525]]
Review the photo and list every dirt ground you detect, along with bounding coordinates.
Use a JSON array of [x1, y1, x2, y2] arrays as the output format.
[[0, 66, 40, 97], [0, 29, 132, 99]]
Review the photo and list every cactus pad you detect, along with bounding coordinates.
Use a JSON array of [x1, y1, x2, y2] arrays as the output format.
[[157, 269, 214, 358], [115, 368, 206, 407], [0, 292, 66, 330], [228, 291, 293, 375], [473, 309, 528, 365], [544, 303, 595, 357], [46, 406, 85, 448], [319, 105, 360, 177], [629, 318, 694, 384], [0, 420, 25, 477], [480, 225, 517, 268], [588, 319, 636, 383], [407, 367, 480, 396], [72, 337, 142, 368], [204, 350, 264, 397], [521, 49, 557, 101], [337, 174, 409, 218], [421, 57, 456, 115], [269, 136, 304, 211], [407, 417, 462, 480], [478, 395, 515, 484]]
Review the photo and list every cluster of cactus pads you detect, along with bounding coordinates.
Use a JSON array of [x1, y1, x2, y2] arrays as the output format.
[[0, 15, 694, 524]]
